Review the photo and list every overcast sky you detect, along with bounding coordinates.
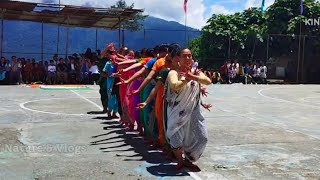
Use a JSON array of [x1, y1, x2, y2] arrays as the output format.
[[18, 0, 276, 29]]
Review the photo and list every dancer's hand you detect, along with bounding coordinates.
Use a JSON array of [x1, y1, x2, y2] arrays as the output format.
[[117, 69, 124, 75], [201, 87, 208, 97], [116, 78, 128, 85], [137, 102, 147, 109], [127, 89, 140, 98], [111, 73, 120, 78], [131, 89, 140, 95], [194, 68, 203, 75], [201, 103, 212, 111]]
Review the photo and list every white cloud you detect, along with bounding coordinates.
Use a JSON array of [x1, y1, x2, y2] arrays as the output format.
[[245, 0, 275, 9], [17, 0, 207, 29], [210, 5, 234, 15]]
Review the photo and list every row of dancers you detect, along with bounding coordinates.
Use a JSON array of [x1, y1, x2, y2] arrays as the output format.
[[95, 43, 212, 170]]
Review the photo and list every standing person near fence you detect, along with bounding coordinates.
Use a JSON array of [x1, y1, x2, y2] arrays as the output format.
[[95, 47, 111, 114], [165, 48, 211, 170], [260, 62, 267, 84]]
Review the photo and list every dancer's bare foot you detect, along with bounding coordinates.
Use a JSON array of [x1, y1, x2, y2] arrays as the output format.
[[111, 113, 119, 119], [175, 162, 184, 170], [119, 120, 125, 126], [125, 124, 134, 131], [144, 139, 153, 145], [166, 152, 175, 160], [183, 160, 200, 172], [138, 129, 144, 136]]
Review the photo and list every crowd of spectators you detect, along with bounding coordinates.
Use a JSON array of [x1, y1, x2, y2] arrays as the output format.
[[0, 48, 101, 85]]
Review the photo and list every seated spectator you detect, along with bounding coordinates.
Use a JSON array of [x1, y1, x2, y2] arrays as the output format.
[[38, 61, 46, 83], [56, 58, 68, 84], [9, 56, 22, 85], [33, 63, 43, 83], [80, 59, 91, 84], [84, 48, 93, 60], [0, 57, 7, 83], [47, 60, 56, 85], [23, 59, 33, 84]]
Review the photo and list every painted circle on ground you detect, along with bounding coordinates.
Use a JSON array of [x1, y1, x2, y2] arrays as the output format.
[[300, 97, 320, 104], [20, 97, 102, 116]]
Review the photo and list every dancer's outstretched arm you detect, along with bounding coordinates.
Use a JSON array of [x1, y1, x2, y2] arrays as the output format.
[[122, 62, 143, 73], [137, 82, 161, 109], [117, 60, 138, 66], [131, 69, 156, 95], [116, 67, 147, 85], [186, 71, 212, 85]]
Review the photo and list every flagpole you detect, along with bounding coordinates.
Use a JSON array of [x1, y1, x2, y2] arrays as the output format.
[[297, 0, 303, 84], [185, 10, 187, 47], [296, 19, 302, 84]]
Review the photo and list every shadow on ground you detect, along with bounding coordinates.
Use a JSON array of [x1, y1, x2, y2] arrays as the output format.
[[89, 118, 191, 177]]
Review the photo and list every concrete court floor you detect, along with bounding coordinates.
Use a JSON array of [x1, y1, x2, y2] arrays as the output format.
[[0, 84, 319, 180]]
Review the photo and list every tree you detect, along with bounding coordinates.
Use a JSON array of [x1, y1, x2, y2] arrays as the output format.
[[190, 0, 320, 72], [191, 7, 266, 69], [111, 0, 148, 31]]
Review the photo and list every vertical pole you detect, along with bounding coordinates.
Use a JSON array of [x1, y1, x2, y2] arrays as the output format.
[[41, 22, 44, 61], [301, 36, 306, 83], [118, 17, 121, 49], [65, 17, 69, 60], [143, 28, 146, 48], [185, 12, 187, 47], [57, 24, 60, 56], [266, 34, 269, 61], [95, 28, 98, 51], [0, 12, 4, 58], [228, 36, 231, 59], [296, 20, 302, 84], [57, 0, 61, 57], [122, 26, 124, 48]]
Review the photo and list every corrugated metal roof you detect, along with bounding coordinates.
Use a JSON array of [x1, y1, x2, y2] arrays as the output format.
[[0, 0, 144, 29]]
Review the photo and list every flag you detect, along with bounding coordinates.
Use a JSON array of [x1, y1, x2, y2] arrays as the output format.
[[184, 0, 188, 13], [260, 0, 265, 11], [300, 0, 304, 15]]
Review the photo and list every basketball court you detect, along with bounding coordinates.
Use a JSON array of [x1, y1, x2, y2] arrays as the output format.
[[0, 84, 319, 180]]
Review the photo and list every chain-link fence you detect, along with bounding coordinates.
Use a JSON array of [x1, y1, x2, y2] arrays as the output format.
[[1, 20, 319, 83], [198, 34, 320, 83]]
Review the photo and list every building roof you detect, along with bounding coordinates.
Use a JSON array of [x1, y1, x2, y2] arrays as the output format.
[[0, 0, 144, 29]]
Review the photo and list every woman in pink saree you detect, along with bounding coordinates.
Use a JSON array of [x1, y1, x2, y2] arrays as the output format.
[[117, 50, 136, 128]]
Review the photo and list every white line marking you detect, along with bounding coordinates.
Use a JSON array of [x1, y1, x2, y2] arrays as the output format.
[[188, 172, 205, 180], [217, 99, 320, 141], [258, 87, 320, 109], [0, 107, 11, 112], [70, 90, 103, 111], [19, 97, 101, 116], [300, 97, 320, 104]]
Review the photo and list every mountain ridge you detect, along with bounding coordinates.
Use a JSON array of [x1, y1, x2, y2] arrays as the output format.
[[1, 16, 201, 60]]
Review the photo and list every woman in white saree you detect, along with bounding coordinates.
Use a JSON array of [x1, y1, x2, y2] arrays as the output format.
[[165, 49, 212, 169]]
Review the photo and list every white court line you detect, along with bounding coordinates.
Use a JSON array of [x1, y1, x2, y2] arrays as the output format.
[[0, 107, 12, 112], [70, 90, 103, 111], [255, 87, 320, 140], [218, 104, 320, 141], [258, 87, 320, 109], [70, 90, 206, 180], [19, 97, 101, 116], [300, 97, 320, 104]]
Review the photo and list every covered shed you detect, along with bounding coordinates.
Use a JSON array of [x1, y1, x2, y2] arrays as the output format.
[[0, 0, 144, 59]]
